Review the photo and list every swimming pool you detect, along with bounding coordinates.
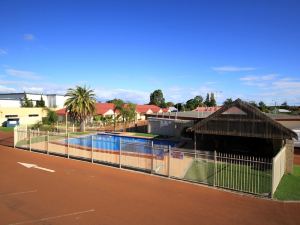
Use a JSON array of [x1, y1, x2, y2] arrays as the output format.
[[66, 133, 177, 155]]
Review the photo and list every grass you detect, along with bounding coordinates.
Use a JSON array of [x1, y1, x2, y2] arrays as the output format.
[[184, 159, 272, 194], [131, 132, 158, 138], [274, 165, 300, 200], [70, 131, 93, 135], [0, 127, 14, 132]]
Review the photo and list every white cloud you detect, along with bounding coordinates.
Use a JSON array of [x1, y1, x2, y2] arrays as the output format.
[[272, 80, 300, 89], [212, 66, 256, 72], [240, 74, 278, 87], [0, 49, 7, 55], [95, 88, 149, 104], [23, 34, 35, 41], [261, 74, 278, 80], [239, 75, 300, 105], [22, 87, 44, 93], [6, 69, 42, 80], [0, 85, 16, 92]]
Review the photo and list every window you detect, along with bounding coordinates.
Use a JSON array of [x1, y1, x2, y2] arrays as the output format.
[[29, 114, 39, 117], [5, 115, 18, 118]]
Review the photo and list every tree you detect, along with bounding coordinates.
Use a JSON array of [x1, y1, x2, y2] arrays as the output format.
[[175, 103, 184, 112], [121, 103, 136, 129], [64, 86, 96, 132], [110, 99, 124, 131], [166, 102, 174, 107], [36, 95, 45, 107], [21, 94, 34, 107], [210, 93, 216, 107], [281, 101, 288, 109], [249, 101, 258, 108], [149, 89, 165, 107], [204, 93, 210, 107], [185, 99, 196, 110], [223, 98, 233, 106], [194, 95, 203, 106], [258, 101, 269, 112], [106, 98, 123, 103], [185, 95, 204, 110], [46, 109, 58, 124]]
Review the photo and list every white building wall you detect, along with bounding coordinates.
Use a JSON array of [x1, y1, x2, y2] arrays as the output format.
[[0, 93, 68, 109], [103, 109, 115, 117], [53, 95, 68, 108], [26, 94, 48, 107]]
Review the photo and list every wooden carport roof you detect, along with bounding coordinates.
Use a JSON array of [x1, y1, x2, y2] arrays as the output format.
[[189, 99, 298, 140]]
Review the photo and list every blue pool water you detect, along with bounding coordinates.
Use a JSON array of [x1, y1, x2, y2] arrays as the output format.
[[66, 133, 177, 155]]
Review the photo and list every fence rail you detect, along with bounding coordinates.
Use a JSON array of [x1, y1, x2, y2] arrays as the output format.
[[14, 128, 278, 197]]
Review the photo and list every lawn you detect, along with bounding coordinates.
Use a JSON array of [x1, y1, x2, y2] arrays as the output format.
[[274, 165, 300, 200], [0, 127, 14, 132], [184, 159, 272, 195], [70, 131, 94, 135], [131, 132, 158, 138]]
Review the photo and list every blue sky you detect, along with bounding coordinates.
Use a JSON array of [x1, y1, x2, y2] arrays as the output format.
[[0, 0, 300, 105]]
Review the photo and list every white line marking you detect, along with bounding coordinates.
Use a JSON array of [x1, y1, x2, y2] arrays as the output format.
[[0, 190, 37, 197], [18, 162, 55, 173], [7, 209, 95, 225]]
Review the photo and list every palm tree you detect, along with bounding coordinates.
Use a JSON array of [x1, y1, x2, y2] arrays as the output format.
[[64, 86, 96, 132]]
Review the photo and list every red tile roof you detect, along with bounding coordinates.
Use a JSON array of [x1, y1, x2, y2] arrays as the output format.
[[95, 103, 115, 115], [56, 108, 67, 115], [56, 103, 115, 116], [136, 105, 161, 113], [56, 103, 162, 115]]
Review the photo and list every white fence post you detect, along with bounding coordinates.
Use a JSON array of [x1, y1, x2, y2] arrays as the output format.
[[29, 130, 31, 152], [47, 131, 49, 155], [168, 145, 171, 178], [271, 157, 275, 197], [151, 141, 154, 174], [213, 150, 216, 187], [119, 138, 122, 168], [91, 135, 94, 163], [67, 132, 69, 158], [13, 126, 18, 148]]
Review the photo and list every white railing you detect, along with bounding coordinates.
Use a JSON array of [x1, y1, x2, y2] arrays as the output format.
[[14, 128, 282, 197]]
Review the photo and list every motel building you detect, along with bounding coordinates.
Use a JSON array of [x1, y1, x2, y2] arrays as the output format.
[[0, 92, 68, 126], [56, 103, 164, 123]]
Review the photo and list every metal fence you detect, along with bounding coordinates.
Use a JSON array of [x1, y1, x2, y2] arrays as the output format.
[[14, 128, 276, 197]]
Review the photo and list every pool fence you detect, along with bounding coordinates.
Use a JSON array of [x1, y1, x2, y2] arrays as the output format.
[[14, 128, 289, 197]]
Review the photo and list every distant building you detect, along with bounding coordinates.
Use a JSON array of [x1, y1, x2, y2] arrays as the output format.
[[135, 105, 162, 120], [0, 107, 48, 126], [162, 106, 178, 113], [278, 109, 291, 113], [56, 103, 163, 121], [0, 93, 68, 109], [0, 92, 68, 126]]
